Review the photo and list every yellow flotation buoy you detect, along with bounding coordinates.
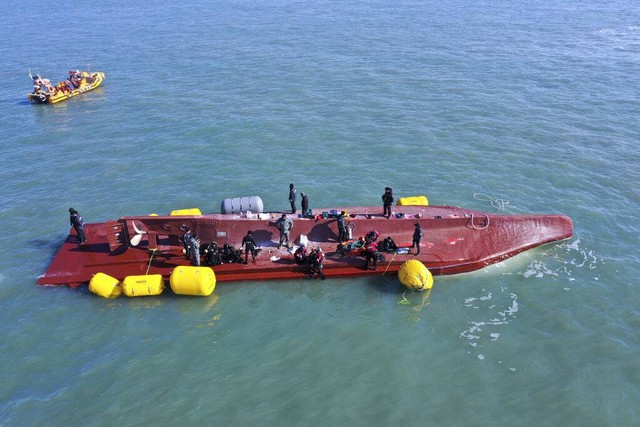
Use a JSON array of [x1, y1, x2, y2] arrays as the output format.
[[122, 274, 165, 297], [170, 266, 216, 296], [398, 260, 433, 291], [397, 196, 429, 206], [89, 272, 122, 298], [170, 208, 202, 216]]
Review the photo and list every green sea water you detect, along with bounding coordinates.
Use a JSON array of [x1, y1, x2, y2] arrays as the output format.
[[1, 1, 639, 425]]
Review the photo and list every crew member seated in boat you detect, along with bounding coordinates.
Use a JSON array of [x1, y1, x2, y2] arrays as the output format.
[[308, 247, 325, 279], [68, 71, 79, 88], [60, 80, 71, 94], [242, 230, 257, 264], [294, 245, 308, 265], [32, 76, 43, 93]]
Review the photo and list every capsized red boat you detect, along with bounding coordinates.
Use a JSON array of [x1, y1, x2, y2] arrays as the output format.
[[37, 196, 573, 288]]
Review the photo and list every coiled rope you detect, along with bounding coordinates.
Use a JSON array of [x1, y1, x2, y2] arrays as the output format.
[[473, 193, 511, 211]]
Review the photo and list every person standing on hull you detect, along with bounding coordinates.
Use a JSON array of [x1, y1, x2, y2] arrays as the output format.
[[337, 211, 348, 242], [382, 187, 394, 219], [364, 240, 379, 270], [242, 230, 258, 264], [289, 183, 297, 214], [301, 192, 310, 217], [276, 213, 293, 249], [182, 227, 193, 260], [191, 235, 201, 266], [411, 223, 423, 255], [69, 208, 86, 245]]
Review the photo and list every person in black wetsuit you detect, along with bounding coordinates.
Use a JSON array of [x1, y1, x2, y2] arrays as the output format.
[[308, 247, 325, 279], [182, 227, 193, 260], [382, 187, 394, 219], [411, 223, 423, 255], [69, 208, 86, 245], [337, 211, 347, 242], [242, 230, 257, 263], [289, 183, 297, 214], [301, 192, 310, 217]]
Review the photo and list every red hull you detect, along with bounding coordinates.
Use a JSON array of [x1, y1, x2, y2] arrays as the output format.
[[38, 205, 573, 288]]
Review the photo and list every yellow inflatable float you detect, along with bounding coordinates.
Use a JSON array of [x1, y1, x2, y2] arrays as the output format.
[[170, 266, 216, 296], [122, 274, 165, 297], [398, 260, 433, 291], [397, 195, 429, 206], [89, 272, 122, 299], [170, 208, 202, 216]]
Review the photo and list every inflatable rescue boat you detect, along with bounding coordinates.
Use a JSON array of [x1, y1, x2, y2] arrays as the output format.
[[28, 69, 105, 104], [38, 195, 573, 288]]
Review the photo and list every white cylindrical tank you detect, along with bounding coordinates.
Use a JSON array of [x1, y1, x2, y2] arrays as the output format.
[[220, 196, 264, 214]]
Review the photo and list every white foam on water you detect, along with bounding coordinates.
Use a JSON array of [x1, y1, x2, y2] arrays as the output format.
[[459, 291, 519, 355]]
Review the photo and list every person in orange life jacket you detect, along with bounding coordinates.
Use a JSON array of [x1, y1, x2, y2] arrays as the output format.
[[242, 230, 257, 263], [289, 183, 297, 214], [411, 223, 423, 255], [68, 208, 86, 245], [382, 187, 394, 219]]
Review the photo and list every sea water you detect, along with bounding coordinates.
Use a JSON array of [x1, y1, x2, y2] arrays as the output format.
[[1, 1, 639, 425]]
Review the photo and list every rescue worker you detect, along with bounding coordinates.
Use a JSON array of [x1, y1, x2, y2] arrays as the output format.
[[289, 183, 297, 214], [242, 230, 258, 263], [294, 245, 309, 265], [275, 214, 293, 249], [337, 211, 348, 242], [308, 247, 325, 280], [364, 240, 379, 270], [204, 242, 222, 266], [364, 230, 380, 244], [301, 192, 310, 217], [380, 236, 398, 253], [182, 227, 193, 260], [68, 208, 86, 245], [382, 187, 394, 218], [411, 223, 423, 255], [191, 235, 201, 266]]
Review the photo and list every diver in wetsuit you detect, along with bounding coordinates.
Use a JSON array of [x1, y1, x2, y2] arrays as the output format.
[[382, 187, 394, 219], [69, 208, 86, 245], [411, 223, 423, 255], [289, 183, 297, 214], [242, 230, 257, 263]]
